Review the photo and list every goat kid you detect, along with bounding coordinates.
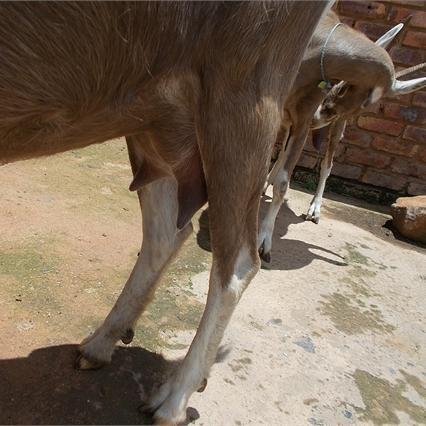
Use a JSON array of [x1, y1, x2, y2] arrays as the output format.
[[0, 2, 331, 424], [258, 11, 426, 263]]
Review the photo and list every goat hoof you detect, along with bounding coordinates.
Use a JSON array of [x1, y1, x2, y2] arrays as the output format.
[[138, 402, 155, 416], [121, 328, 134, 344], [197, 378, 208, 393], [259, 244, 271, 263], [260, 249, 271, 263], [75, 353, 105, 370], [306, 213, 320, 224]]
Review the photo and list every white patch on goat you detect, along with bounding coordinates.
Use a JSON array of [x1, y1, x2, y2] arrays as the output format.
[[313, 104, 323, 123], [306, 160, 332, 224], [80, 178, 187, 365], [369, 86, 384, 105]]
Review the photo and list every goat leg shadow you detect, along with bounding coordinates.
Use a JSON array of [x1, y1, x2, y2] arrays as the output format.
[[197, 203, 346, 272], [0, 344, 178, 425], [197, 198, 306, 254]]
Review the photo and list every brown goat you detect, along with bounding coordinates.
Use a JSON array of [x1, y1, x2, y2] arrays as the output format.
[[258, 11, 426, 262], [0, 2, 331, 424]]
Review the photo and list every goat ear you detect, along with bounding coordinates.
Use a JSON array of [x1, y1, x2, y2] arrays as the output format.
[[388, 77, 426, 96], [375, 23, 403, 49]]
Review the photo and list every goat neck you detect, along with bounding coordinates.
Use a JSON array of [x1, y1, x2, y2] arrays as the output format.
[[299, 11, 394, 92]]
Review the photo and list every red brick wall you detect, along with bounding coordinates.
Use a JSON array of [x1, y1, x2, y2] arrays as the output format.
[[299, 1, 426, 196]]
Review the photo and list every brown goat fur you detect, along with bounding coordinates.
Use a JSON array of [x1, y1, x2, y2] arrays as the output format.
[[0, 2, 330, 423], [0, 2, 323, 232]]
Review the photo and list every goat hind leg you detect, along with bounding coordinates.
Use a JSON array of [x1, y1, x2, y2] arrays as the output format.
[[306, 119, 346, 224], [258, 166, 289, 263], [259, 127, 293, 261], [77, 174, 189, 369], [148, 96, 277, 425], [259, 127, 309, 262], [305, 157, 331, 224]]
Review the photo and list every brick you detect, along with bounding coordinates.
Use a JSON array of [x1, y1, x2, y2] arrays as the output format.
[[355, 21, 392, 41], [388, 7, 426, 29], [384, 92, 412, 105], [303, 134, 319, 153], [418, 146, 426, 163], [331, 162, 363, 180], [384, 103, 426, 124], [365, 101, 385, 115], [391, 157, 426, 178], [404, 125, 426, 144], [403, 30, 426, 49], [390, 46, 425, 67], [298, 153, 318, 169], [412, 9, 426, 28], [340, 1, 387, 19], [413, 92, 426, 108], [390, 0, 426, 7], [343, 126, 373, 148], [345, 146, 391, 168], [372, 135, 416, 156], [358, 116, 404, 136], [335, 143, 346, 160], [391, 1, 426, 7], [408, 181, 426, 195], [362, 169, 406, 191]]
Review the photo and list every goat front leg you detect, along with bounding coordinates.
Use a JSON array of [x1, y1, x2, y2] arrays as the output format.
[[77, 141, 190, 369], [306, 118, 346, 224], [258, 126, 309, 262], [147, 95, 279, 425]]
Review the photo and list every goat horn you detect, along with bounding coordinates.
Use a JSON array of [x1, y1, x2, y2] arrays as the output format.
[[375, 23, 403, 49], [396, 62, 426, 78], [389, 76, 426, 96]]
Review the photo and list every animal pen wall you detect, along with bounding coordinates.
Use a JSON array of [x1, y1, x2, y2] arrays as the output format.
[[296, 1, 426, 203]]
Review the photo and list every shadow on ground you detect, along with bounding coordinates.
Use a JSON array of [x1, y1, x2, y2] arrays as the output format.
[[383, 219, 426, 250], [197, 199, 346, 271], [0, 344, 199, 425]]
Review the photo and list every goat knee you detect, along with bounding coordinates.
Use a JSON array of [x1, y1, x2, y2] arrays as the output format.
[[273, 170, 289, 199]]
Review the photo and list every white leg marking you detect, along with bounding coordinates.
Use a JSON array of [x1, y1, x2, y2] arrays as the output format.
[[259, 169, 289, 261], [79, 178, 189, 365], [151, 246, 257, 424], [306, 159, 332, 224], [306, 118, 346, 224]]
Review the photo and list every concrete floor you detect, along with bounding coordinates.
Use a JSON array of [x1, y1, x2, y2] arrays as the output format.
[[0, 140, 425, 425]]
